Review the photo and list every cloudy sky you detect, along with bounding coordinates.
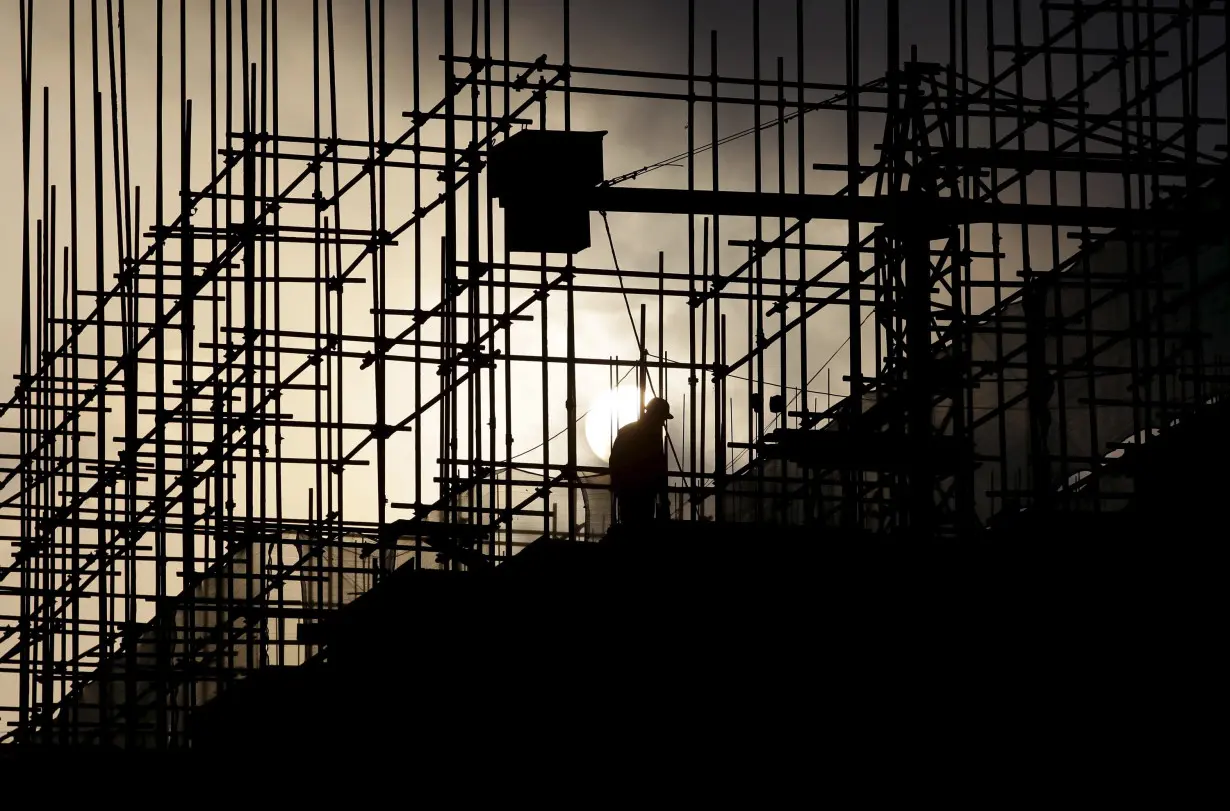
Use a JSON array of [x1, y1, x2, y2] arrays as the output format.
[[0, 0, 969, 521], [0, 0, 1224, 733]]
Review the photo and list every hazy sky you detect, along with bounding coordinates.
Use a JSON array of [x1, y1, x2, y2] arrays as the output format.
[[0, 0, 1225, 735], [0, 0, 953, 516]]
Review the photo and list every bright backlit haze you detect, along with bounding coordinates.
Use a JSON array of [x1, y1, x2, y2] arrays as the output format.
[[585, 386, 644, 462]]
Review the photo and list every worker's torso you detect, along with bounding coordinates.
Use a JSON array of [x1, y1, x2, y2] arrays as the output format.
[[609, 421, 666, 491]]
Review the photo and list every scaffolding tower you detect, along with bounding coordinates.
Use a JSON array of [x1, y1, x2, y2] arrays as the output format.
[[0, 0, 1226, 747]]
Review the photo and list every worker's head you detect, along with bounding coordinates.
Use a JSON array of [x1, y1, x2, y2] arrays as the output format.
[[643, 397, 673, 427]]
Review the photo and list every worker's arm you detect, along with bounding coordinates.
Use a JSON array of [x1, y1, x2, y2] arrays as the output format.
[[608, 430, 629, 489]]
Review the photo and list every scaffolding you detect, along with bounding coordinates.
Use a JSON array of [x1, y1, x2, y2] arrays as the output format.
[[0, 0, 1226, 747]]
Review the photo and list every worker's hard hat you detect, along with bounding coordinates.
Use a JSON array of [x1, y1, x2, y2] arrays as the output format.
[[645, 397, 673, 420]]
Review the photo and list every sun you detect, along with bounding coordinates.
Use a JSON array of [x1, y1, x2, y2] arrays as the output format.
[[584, 385, 643, 462]]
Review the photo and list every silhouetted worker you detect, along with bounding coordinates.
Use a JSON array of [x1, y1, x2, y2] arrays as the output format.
[[609, 397, 673, 527]]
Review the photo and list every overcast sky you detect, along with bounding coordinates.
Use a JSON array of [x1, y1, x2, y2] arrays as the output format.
[[0, 0, 979, 509], [0, 0, 1225, 734]]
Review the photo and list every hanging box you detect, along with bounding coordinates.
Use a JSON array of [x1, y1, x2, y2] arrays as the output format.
[[488, 130, 607, 254]]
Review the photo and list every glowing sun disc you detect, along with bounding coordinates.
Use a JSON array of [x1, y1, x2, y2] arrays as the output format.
[[584, 385, 642, 462]]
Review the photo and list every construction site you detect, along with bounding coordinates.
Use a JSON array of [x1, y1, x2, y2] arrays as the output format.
[[0, 0, 1225, 763]]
